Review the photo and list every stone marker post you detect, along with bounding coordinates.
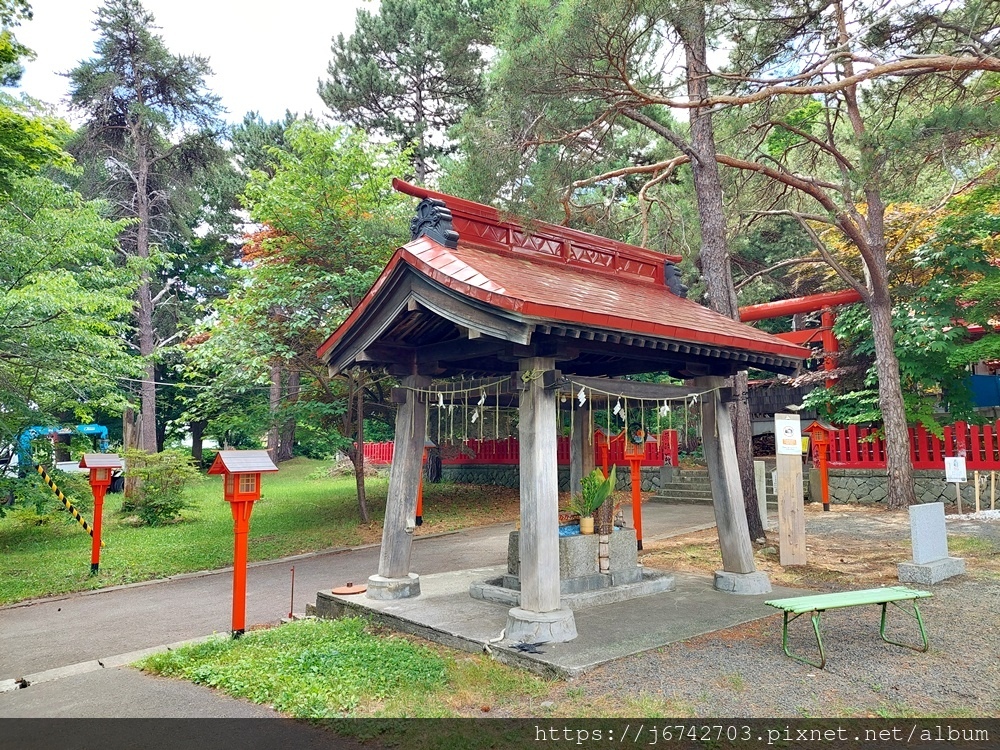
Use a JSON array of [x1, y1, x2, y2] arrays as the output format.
[[898, 502, 966, 584], [754, 460, 768, 530]]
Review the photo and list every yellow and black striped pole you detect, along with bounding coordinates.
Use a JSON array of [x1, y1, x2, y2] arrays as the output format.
[[35, 465, 105, 548]]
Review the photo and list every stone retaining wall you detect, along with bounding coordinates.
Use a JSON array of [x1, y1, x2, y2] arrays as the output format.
[[441, 464, 977, 507], [440, 464, 667, 492], [808, 467, 984, 507]]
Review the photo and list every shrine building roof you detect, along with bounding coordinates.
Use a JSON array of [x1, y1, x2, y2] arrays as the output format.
[[207, 450, 279, 475], [317, 180, 809, 379]]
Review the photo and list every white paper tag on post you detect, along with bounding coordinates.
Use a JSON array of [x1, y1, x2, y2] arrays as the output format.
[[945, 456, 967, 483], [775, 413, 802, 456]]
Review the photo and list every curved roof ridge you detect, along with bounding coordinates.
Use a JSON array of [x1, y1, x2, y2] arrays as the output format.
[[393, 179, 682, 287]]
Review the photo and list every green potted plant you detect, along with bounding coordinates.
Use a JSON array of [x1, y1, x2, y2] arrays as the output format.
[[566, 466, 616, 534]]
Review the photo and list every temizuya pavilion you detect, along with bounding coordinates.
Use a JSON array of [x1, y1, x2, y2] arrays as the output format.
[[317, 179, 807, 643]]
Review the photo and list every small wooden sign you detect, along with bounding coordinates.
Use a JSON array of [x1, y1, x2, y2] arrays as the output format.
[[775, 413, 807, 566]]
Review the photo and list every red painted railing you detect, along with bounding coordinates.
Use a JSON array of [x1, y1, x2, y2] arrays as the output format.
[[363, 441, 396, 465], [823, 420, 1000, 469], [362, 430, 680, 469]]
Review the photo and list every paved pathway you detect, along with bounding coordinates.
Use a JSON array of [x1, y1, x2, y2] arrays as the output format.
[[0, 502, 715, 718]]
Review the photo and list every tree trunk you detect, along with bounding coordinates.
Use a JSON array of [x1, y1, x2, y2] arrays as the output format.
[[267, 362, 281, 463], [868, 265, 918, 508], [833, 0, 917, 510], [681, 7, 764, 539], [136, 282, 157, 452], [352, 374, 369, 523], [122, 406, 140, 498], [733, 371, 765, 540], [278, 369, 299, 461], [135, 143, 158, 453], [190, 419, 206, 467]]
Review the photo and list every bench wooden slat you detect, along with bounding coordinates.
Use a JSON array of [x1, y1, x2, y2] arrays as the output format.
[[765, 586, 932, 614]]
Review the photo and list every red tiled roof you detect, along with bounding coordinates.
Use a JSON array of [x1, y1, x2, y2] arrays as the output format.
[[394, 179, 682, 282], [318, 183, 809, 364]]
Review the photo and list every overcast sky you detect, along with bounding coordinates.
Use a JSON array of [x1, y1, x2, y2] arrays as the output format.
[[16, 0, 372, 124]]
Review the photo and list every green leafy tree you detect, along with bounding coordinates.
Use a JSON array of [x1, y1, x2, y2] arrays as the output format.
[[190, 121, 410, 521], [66, 0, 224, 453], [319, 0, 490, 183], [0, 173, 137, 467], [716, 0, 1000, 506], [120, 448, 199, 525], [0, 1, 73, 191], [0, 0, 32, 86], [476, 0, 1000, 510], [938, 184, 1000, 371], [457, 0, 771, 537]]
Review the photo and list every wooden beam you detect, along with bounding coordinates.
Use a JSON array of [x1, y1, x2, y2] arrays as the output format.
[[326, 269, 532, 374], [410, 282, 532, 345], [555, 376, 701, 401], [414, 337, 507, 366]]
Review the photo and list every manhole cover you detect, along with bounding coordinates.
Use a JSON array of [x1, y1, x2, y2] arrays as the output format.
[[332, 582, 367, 595]]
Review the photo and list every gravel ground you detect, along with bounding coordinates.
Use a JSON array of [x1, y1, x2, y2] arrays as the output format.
[[568, 509, 1000, 718]]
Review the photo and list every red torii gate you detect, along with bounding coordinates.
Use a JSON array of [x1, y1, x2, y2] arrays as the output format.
[[739, 288, 862, 388]]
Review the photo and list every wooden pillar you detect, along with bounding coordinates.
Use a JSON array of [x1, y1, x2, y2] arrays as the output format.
[[570, 401, 584, 498], [775, 413, 807, 566], [517, 357, 561, 613], [697, 376, 770, 593], [368, 374, 429, 599], [570, 400, 594, 497], [507, 357, 577, 642]]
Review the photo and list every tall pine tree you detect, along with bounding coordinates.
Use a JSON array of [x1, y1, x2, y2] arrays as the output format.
[[319, 0, 489, 183], [66, 0, 223, 453]]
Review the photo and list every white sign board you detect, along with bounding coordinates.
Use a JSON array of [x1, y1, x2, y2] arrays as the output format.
[[944, 456, 967, 483], [775, 413, 802, 456]]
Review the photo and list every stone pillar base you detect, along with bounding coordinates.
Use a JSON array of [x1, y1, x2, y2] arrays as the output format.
[[505, 606, 577, 643], [714, 570, 772, 595], [366, 573, 420, 600], [898, 557, 965, 585]]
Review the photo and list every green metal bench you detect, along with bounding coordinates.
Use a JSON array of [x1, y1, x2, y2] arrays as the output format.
[[765, 586, 932, 669]]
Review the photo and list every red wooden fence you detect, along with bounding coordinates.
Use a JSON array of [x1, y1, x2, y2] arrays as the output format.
[[823, 420, 1000, 470], [362, 430, 680, 469]]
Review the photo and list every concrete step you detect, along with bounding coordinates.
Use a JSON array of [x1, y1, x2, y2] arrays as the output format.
[[652, 465, 810, 506], [659, 482, 712, 495], [650, 493, 714, 505]]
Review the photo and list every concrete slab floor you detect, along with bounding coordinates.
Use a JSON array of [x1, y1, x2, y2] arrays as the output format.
[[317, 567, 802, 679]]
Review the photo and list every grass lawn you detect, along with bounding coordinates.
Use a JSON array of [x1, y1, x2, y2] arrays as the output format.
[[138, 617, 547, 725], [137, 616, 669, 739], [0, 458, 520, 606]]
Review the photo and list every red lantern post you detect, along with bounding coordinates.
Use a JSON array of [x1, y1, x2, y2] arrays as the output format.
[[804, 420, 835, 512], [208, 450, 278, 637], [414, 439, 435, 526], [621, 425, 653, 551], [79, 454, 122, 574]]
